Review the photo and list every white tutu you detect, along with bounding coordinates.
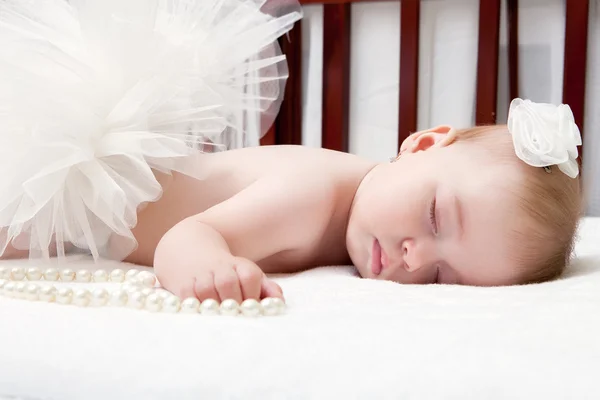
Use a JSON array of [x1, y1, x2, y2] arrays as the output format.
[[0, 0, 302, 261]]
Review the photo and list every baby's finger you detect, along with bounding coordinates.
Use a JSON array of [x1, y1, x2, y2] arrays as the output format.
[[172, 279, 196, 300], [233, 262, 262, 300], [214, 268, 243, 303], [193, 271, 220, 302], [260, 278, 284, 300]]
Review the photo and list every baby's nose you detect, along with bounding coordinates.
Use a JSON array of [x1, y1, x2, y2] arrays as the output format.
[[401, 239, 433, 272]]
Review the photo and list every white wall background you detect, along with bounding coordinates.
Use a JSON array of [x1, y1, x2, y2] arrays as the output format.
[[299, 0, 600, 215]]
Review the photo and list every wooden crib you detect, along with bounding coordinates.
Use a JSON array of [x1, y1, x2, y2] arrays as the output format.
[[262, 0, 591, 161]]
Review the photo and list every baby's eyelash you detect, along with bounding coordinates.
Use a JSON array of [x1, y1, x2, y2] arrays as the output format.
[[429, 197, 438, 234]]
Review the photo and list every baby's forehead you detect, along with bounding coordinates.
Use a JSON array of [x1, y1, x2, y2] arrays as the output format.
[[447, 134, 516, 164], [450, 160, 523, 196]]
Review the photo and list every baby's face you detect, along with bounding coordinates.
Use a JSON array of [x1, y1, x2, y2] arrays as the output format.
[[346, 128, 524, 286]]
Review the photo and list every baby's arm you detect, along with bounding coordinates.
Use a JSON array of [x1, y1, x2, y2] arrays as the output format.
[[153, 216, 281, 303], [153, 173, 335, 302]]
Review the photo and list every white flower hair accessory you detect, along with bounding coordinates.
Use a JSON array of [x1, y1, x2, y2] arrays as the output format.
[[507, 98, 582, 178]]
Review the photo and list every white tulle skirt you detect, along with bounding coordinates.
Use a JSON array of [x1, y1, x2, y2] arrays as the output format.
[[0, 0, 302, 261]]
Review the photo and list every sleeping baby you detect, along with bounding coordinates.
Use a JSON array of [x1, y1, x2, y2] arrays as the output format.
[[122, 99, 582, 303], [0, 99, 583, 303], [0, 0, 583, 307]]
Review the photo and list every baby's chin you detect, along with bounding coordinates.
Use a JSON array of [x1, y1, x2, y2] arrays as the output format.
[[346, 249, 369, 278], [353, 263, 371, 279]]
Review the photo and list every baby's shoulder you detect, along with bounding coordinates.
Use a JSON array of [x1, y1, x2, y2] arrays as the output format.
[[258, 147, 374, 211], [217, 143, 369, 181], [270, 146, 367, 184], [209, 144, 375, 208]]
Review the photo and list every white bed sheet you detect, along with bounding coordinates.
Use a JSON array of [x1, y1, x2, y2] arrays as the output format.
[[0, 217, 599, 400]]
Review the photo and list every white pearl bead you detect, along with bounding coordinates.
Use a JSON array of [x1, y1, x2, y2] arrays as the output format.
[[38, 286, 56, 302], [11, 268, 25, 281], [261, 297, 284, 316], [219, 299, 240, 316], [25, 283, 39, 301], [136, 271, 156, 288], [127, 291, 146, 309], [180, 297, 200, 314], [109, 269, 125, 282], [122, 283, 141, 294], [0, 267, 9, 279], [59, 269, 75, 281], [0, 278, 7, 289], [141, 288, 154, 297], [110, 289, 128, 307], [271, 297, 286, 313], [128, 277, 143, 287], [240, 299, 262, 317], [8, 281, 19, 294], [26, 267, 42, 281], [199, 299, 220, 315], [44, 268, 59, 281], [14, 282, 26, 298], [3, 282, 15, 297], [92, 270, 108, 282], [145, 293, 162, 312], [156, 290, 171, 301], [75, 269, 92, 282], [162, 295, 181, 313], [56, 287, 73, 304], [91, 289, 109, 306], [125, 269, 139, 281], [73, 289, 91, 307]]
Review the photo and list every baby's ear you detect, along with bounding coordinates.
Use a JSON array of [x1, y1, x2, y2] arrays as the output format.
[[398, 125, 457, 156]]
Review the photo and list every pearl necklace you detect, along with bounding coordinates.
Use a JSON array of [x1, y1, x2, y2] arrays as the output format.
[[0, 267, 285, 317]]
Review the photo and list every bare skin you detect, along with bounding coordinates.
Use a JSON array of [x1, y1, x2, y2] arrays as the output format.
[[127, 145, 376, 302], [2, 126, 527, 303]]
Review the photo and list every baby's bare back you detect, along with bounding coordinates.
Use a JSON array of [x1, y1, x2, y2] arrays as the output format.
[[125, 145, 375, 273]]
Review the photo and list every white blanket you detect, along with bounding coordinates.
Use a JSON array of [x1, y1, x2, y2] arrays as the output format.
[[1, 218, 599, 400]]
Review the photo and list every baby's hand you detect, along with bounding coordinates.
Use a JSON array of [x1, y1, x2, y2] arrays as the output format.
[[154, 217, 284, 303], [156, 251, 283, 303], [191, 256, 283, 303]]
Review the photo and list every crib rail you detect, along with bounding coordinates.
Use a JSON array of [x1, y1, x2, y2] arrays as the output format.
[[263, 0, 590, 158], [563, 0, 590, 138], [476, 0, 501, 125], [321, 4, 352, 152], [398, 0, 419, 146]]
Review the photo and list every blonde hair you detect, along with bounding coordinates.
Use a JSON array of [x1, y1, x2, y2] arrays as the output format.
[[453, 125, 583, 284]]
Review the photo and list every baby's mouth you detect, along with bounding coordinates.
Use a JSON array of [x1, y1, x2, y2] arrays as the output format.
[[371, 239, 383, 276]]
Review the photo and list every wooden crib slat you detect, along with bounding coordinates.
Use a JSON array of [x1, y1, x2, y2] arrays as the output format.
[[322, 4, 351, 152], [275, 23, 304, 145], [260, 126, 276, 146], [507, 0, 519, 101], [475, 0, 501, 125], [563, 0, 589, 139], [398, 0, 420, 145]]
